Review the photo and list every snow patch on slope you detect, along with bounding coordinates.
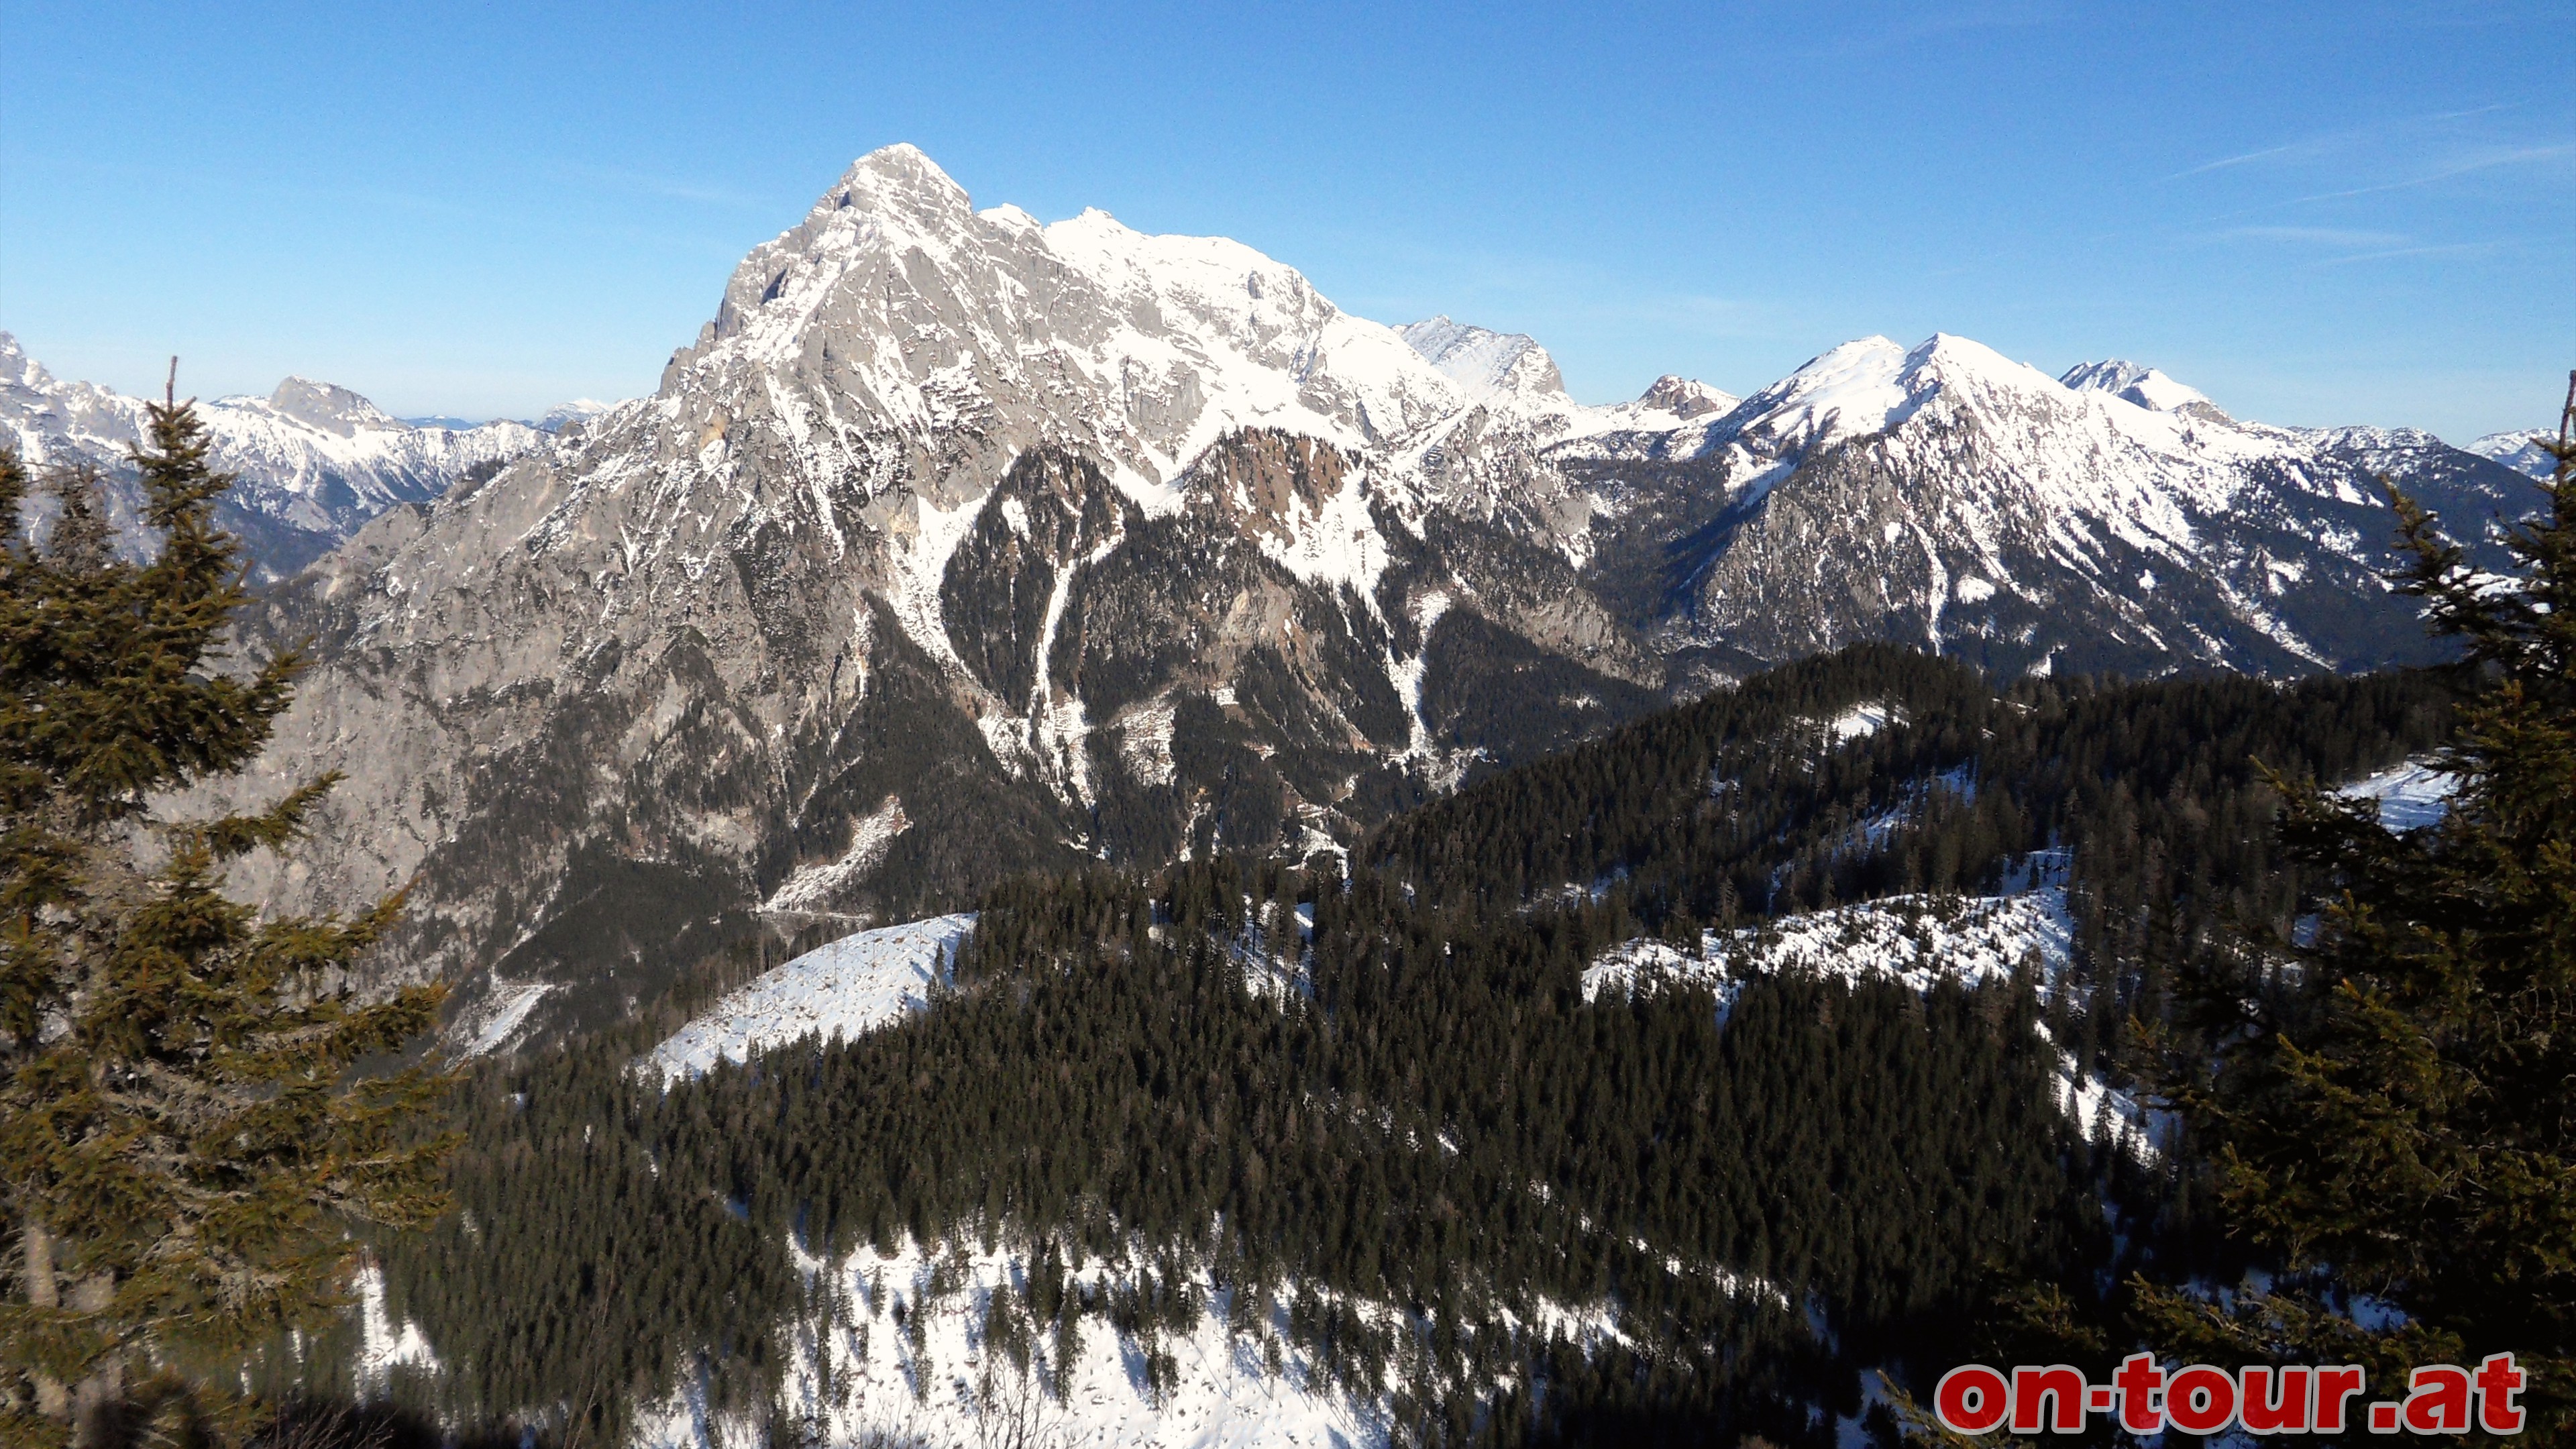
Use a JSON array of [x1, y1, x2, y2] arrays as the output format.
[[634, 1235, 1391, 1449], [455, 978, 558, 1057], [646, 914, 976, 1082], [2334, 759, 2459, 833], [1824, 702, 1896, 743], [1580, 855, 2158, 1156], [764, 797, 912, 914], [354, 1263, 439, 1392]]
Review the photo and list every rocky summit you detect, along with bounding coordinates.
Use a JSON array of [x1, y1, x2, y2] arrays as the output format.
[[183, 145, 2530, 1046]]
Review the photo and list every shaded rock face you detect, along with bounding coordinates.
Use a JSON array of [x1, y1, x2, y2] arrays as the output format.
[[223, 419, 1646, 1042], [201, 149, 2534, 1048]]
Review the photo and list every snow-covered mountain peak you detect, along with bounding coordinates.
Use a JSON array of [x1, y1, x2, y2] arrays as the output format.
[[1904, 332, 2076, 398], [827, 142, 972, 219], [649, 146, 1474, 519], [264, 375, 399, 436], [1704, 334, 2214, 470], [2468, 428, 2558, 481], [534, 398, 613, 434], [0, 331, 48, 390], [1718, 335, 1916, 455], [2060, 359, 2220, 417], [1396, 316, 1568, 402]]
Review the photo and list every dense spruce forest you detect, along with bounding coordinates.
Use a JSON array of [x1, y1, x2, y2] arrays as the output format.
[[321, 646, 2459, 1447]]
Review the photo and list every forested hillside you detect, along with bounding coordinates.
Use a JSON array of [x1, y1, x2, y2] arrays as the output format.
[[319, 647, 2461, 1446]]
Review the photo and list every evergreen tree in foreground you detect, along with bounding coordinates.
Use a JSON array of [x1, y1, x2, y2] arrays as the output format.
[[0, 396, 453, 1449], [2133, 373, 2576, 1435]]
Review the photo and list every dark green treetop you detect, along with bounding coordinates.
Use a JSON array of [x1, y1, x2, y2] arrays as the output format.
[[2135, 374, 2576, 1436], [0, 395, 453, 1449]]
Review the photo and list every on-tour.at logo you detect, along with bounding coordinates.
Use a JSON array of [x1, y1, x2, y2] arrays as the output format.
[[1933, 1352, 2527, 1436]]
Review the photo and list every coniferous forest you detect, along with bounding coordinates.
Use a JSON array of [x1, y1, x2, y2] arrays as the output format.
[[306, 645, 2469, 1446]]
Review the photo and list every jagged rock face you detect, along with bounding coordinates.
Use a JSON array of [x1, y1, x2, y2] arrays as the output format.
[[1564, 335, 2528, 678], [199, 148, 2533, 1044], [1636, 375, 1734, 421], [0, 333, 547, 578]]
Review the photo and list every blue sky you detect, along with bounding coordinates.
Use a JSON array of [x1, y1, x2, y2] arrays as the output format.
[[3, 1, 2568, 440]]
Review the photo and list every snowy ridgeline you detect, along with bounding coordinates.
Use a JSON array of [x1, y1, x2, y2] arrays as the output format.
[[634, 1237, 1432, 1449], [1580, 855, 2161, 1159], [1579, 855, 2076, 1014], [2332, 758, 2459, 833], [645, 915, 977, 1083], [647, 901, 1326, 1084]]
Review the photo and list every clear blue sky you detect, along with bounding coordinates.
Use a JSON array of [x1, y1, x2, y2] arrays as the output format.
[[4, 1, 2568, 440]]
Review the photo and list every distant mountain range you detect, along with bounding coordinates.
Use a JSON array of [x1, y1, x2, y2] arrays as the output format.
[[142, 144, 2536, 1040], [1, 333, 599, 578], [2467, 425, 2560, 480]]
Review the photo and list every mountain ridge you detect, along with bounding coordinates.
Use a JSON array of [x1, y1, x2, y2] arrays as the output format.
[[0, 331, 556, 577], [172, 144, 2532, 1046]]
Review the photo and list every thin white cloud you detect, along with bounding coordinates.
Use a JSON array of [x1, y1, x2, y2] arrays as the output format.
[[2165, 103, 2519, 181], [2312, 242, 2491, 267], [2224, 225, 2412, 246], [2287, 142, 2576, 204]]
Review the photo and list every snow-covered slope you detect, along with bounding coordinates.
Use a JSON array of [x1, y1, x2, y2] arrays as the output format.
[[2334, 759, 2459, 832], [647, 914, 975, 1082], [1394, 316, 1566, 402], [2468, 428, 2558, 481], [1, 331, 549, 576], [637, 1234, 1395, 1449]]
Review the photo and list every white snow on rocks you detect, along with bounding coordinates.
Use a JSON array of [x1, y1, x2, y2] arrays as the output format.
[[763, 796, 912, 914], [2467, 428, 2557, 481], [2334, 759, 2459, 832], [354, 1262, 439, 1392], [635, 1235, 1392, 1449], [1582, 867, 2074, 1011], [0, 331, 549, 566], [646, 914, 976, 1083], [1579, 855, 2159, 1157]]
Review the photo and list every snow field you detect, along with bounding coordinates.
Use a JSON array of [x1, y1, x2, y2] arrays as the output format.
[[645, 914, 977, 1083], [2332, 758, 2459, 833], [635, 1234, 1393, 1449]]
